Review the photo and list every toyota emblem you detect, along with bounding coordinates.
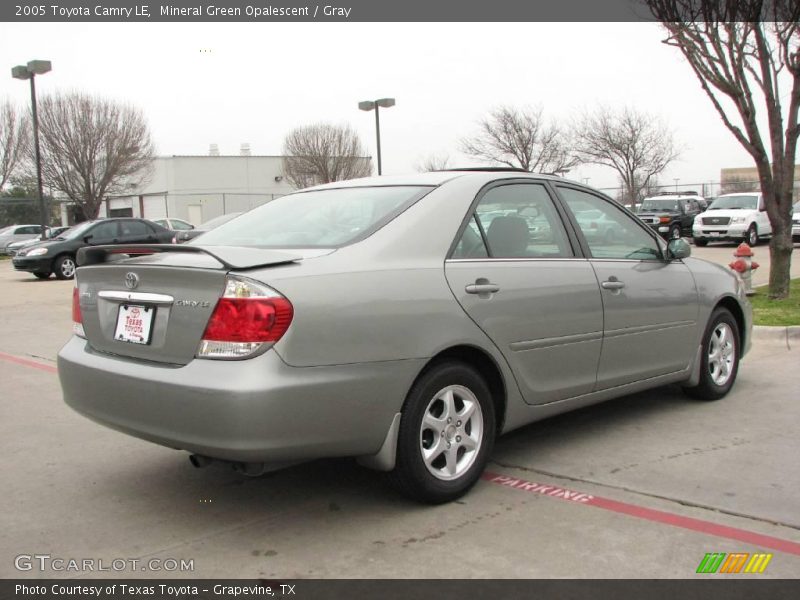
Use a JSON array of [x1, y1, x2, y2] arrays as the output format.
[[124, 272, 139, 290]]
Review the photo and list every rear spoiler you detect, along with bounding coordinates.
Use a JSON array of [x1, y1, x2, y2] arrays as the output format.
[[77, 244, 302, 271]]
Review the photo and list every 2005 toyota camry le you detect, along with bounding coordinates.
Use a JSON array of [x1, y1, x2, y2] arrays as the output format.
[[58, 169, 751, 503]]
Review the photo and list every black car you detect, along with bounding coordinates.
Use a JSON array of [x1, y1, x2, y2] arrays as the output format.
[[12, 218, 173, 280], [636, 193, 704, 240]]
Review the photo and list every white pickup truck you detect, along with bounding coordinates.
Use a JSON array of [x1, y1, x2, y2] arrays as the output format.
[[692, 193, 772, 247]]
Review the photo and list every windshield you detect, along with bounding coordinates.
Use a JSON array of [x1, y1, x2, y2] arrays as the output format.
[[708, 195, 758, 210], [60, 221, 97, 240], [641, 199, 680, 212], [196, 186, 433, 248]]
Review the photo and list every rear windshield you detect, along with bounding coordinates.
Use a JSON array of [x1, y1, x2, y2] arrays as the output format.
[[708, 195, 758, 210], [195, 186, 433, 248]]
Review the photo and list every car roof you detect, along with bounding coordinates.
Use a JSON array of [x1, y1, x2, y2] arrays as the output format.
[[304, 169, 581, 191]]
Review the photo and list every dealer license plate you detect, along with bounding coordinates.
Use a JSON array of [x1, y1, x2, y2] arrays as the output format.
[[114, 304, 155, 345], [710, 232, 721, 237]]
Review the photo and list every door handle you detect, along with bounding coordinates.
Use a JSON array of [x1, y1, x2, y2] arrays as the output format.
[[601, 279, 625, 290], [465, 282, 500, 295]]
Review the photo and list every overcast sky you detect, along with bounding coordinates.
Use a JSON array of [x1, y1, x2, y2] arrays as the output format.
[[1, 22, 760, 193]]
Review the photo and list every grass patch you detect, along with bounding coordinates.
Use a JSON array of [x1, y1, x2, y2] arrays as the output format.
[[0, 254, 10, 261], [750, 278, 800, 326]]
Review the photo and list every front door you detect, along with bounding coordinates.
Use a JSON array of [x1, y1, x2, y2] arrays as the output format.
[[556, 186, 699, 389]]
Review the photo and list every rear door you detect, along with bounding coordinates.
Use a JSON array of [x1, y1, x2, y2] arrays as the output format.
[[445, 181, 604, 405], [556, 185, 699, 389]]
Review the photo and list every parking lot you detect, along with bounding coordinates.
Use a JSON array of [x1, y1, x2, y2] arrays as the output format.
[[1, 243, 799, 579]]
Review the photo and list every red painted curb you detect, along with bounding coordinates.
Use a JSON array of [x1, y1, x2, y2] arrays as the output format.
[[0, 351, 58, 374], [483, 471, 800, 557]]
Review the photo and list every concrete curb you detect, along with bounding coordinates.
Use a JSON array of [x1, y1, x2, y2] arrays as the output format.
[[752, 325, 799, 350]]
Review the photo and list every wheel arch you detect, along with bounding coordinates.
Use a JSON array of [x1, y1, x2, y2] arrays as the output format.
[[715, 295, 746, 351], [417, 344, 508, 435]]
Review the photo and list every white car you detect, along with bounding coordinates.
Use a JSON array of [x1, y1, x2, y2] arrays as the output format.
[[792, 201, 799, 243], [0, 224, 46, 253], [692, 193, 772, 247]]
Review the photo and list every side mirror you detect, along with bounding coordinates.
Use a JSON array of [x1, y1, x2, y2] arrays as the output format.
[[666, 238, 691, 260]]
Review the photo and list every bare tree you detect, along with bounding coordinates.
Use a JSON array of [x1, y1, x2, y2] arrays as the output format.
[[414, 152, 451, 172], [34, 92, 155, 219], [460, 105, 577, 173], [0, 100, 30, 190], [646, 0, 799, 299], [573, 106, 681, 209], [282, 123, 372, 189]]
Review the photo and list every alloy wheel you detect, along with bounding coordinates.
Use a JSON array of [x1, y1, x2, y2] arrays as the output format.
[[708, 322, 735, 386]]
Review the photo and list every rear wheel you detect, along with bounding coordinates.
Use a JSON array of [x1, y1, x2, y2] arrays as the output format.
[[747, 224, 759, 246], [389, 362, 496, 504], [54, 255, 76, 280], [683, 308, 740, 401], [33, 272, 50, 280]]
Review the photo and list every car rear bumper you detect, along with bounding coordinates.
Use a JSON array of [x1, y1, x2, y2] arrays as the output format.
[[12, 256, 51, 273], [58, 336, 423, 464]]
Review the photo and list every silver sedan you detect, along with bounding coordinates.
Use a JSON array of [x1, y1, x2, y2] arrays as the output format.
[[58, 170, 751, 503]]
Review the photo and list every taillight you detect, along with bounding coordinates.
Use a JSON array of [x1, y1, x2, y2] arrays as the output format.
[[197, 276, 293, 360], [72, 285, 86, 339], [659, 216, 671, 223]]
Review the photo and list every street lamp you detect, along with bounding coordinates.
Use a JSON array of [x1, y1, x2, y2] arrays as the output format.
[[358, 97, 395, 175], [673, 178, 680, 192], [12, 59, 51, 240]]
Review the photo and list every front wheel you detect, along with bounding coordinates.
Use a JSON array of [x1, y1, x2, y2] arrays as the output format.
[[669, 224, 682, 240], [746, 224, 759, 246], [33, 272, 51, 280], [694, 238, 708, 247], [54, 255, 76, 280], [389, 362, 496, 504], [683, 308, 740, 401]]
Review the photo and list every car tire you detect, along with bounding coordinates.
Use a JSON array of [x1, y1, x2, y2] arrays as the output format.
[[669, 224, 682, 240], [747, 224, 759, 246], [389, 361, 496, 504], [683, 307, 740, 401], [694, 238, 708, 247], [33, 272, 51, 280], [54, 255, 77, 280]]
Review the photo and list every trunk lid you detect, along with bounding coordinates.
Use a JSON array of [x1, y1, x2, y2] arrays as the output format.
[[75, 246, 302, 365]]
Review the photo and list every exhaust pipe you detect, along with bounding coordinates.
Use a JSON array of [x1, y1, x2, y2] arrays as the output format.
[[189, 454, 213, 469]]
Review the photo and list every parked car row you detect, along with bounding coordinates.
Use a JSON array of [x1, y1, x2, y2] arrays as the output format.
[[8, 213, 241, 279], [636, 191, 775, 246]]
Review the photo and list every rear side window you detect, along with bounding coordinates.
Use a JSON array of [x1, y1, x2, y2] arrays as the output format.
[[197, 186, 432, 248], [453, 183, 573, 259]]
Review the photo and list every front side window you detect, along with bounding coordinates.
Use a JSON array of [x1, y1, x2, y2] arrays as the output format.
[[558, 187, 662, 260], [89, 222, 119, 241], [197, 186, 432, 248], [120, 221, 150, 236]]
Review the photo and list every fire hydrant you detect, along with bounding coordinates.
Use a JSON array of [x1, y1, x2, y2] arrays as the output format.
[[728, 243, 760, 296]]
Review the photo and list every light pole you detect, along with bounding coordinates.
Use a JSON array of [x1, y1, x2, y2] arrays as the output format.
[[358, 97, 395, 175], [673, 178, 680, 192], [12, 59, 51, 240]]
